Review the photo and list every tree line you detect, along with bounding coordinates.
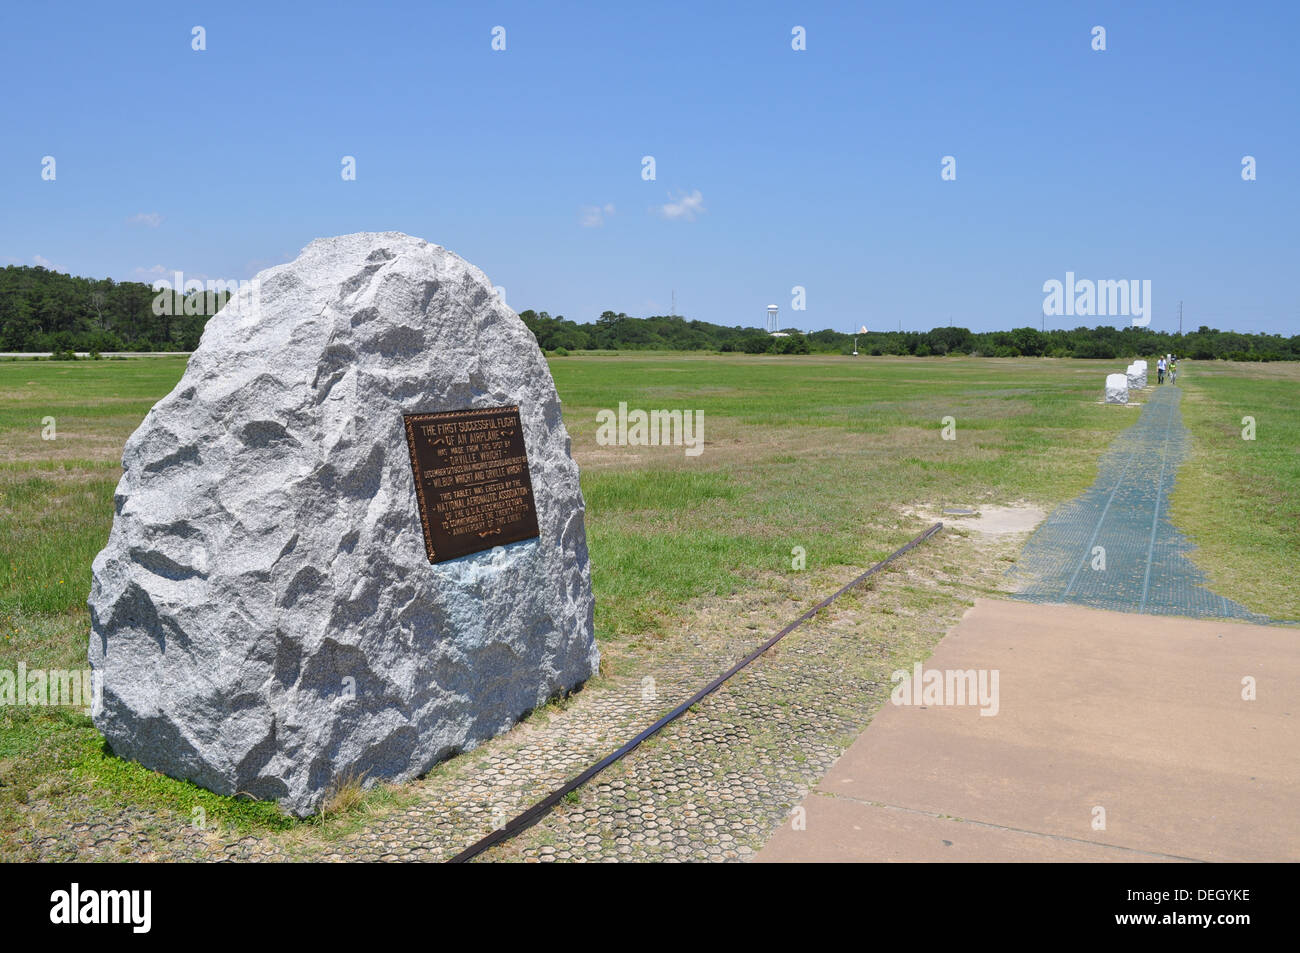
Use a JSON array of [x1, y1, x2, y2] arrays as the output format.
[[2, 265, 1295, 362], [0, 265, 227, 353], [520, 310, 1299, 361]]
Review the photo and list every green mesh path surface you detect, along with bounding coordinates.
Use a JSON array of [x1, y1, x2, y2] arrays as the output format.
[[1010, 385, 1277, 624]]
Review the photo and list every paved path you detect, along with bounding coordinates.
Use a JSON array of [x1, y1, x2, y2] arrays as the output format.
[[1010, 384, 1274, 623], [757, 598, 1300, 862]]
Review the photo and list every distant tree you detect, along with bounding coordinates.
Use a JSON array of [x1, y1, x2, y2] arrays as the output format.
[[2, 263, 1295, 360], [929, 326, 974, 354], [1010, 327, 1045, 356]]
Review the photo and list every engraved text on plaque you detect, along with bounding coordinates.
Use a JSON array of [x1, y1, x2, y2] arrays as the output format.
[[403, 406, 540, 563]]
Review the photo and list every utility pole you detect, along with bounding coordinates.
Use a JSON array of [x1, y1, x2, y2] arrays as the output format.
[[671, 289, 676, 317], [1178, 300, 1183, 337]]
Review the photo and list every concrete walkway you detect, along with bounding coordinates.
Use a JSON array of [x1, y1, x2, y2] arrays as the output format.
[[757, 598, 1300, 862]]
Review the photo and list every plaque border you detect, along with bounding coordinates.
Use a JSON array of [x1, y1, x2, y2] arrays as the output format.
[[402, 405, 539, 564]]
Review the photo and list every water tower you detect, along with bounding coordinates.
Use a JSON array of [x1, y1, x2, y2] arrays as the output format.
[[766, 304, 779, 333]]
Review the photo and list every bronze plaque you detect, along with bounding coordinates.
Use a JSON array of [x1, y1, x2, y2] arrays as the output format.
[[403, 406, 540, 564]]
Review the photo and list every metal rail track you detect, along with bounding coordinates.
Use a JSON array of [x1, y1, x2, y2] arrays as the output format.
[[448, 520, 944, 863]]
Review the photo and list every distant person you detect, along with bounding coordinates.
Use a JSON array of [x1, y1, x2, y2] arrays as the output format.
[[1170, 356, 1178, 384], [1157, 356, 1166, 384]]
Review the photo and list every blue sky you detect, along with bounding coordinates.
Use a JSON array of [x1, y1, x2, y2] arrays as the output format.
[[2, 1, 1296, 335]]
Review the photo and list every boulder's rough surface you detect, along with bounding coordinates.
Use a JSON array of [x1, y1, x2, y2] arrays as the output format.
[[1105, 373, 1130, 404], [1131, 360, 1148, 388], [89, 232, 598, 816], [1126, 364, 1142, 390]]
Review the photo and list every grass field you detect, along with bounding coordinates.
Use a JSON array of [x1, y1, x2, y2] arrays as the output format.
[[1, 352, 1295, 850], [1173, 361, 1300, 621]]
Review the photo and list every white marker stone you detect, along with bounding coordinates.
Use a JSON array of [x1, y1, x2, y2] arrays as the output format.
[[88, 232, 599, 816], [1132, 360, 1148, 388]]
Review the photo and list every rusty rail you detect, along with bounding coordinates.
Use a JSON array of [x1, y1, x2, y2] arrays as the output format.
[[448, 521, 944, 862]]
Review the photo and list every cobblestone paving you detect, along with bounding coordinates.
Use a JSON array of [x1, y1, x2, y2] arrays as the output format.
[[490, 540, 997, 862], [12, 519, 1021, 862]]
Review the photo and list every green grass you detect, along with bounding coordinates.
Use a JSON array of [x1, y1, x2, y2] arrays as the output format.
[[552, 354, 1137, 636], [0, 356, 189, 617], [1173, 361, 1300, 620], [1, 477, 118, 614], [0, 704, 295, 851], [1, 352, 1294, 848]]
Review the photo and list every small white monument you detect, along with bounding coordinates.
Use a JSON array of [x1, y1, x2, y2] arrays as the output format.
[[1105, 373, 1129, 404], [1132, 359, 1148, 388]]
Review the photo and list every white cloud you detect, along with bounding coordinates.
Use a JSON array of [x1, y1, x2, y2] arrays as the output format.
[[580, 202, 615, 227], [657, 189, 705, 222], [127, 212, 163, 228], [33, 254, 65, 271]]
